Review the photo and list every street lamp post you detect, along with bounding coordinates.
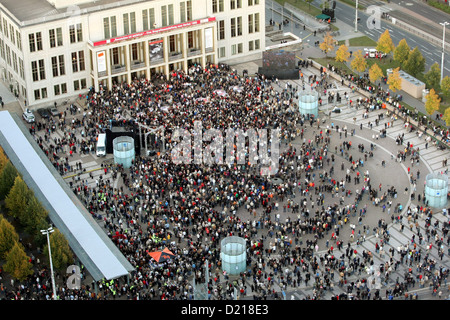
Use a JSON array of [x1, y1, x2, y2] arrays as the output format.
[[440, 22, 449, 84], [355, 0, 358, 32], [41, 226, 57, 300]]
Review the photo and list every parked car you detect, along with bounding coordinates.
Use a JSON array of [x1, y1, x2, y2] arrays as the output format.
[[37, 108, 50, 118], [22, 109, 35, 123], [47, 106, 59, 116]]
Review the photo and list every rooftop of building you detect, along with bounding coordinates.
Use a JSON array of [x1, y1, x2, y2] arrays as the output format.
[[1, 0, 152, 25]]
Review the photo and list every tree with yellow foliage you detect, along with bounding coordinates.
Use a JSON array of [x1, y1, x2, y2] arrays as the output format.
[[424, 88, 441, 116], [335, 44, 350, 63], [376, 29, 395, 55], [387, 67, 402, 92], [369, 63, 384, 85], [350, 50, 367, 74], [319, 32, 335, 57], [443, 107, 450, 126]]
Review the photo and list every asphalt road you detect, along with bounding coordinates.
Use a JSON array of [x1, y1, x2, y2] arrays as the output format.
[[267, 0, 450, 78]]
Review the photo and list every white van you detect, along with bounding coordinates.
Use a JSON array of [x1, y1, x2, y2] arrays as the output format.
[[96, 133, 106, 157]]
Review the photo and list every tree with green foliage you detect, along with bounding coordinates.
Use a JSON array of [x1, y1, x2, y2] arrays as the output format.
[[0, 216, 19, 259], [5, 175, 33, 220], [424, 63, 441, 92], [0, 146, 8, 174], [23, 195, 49, 236], [441, 76, 450, 99], [403, 47, 426, 77], [43, 229, 73, 271], [393, 38, 410, 67], [3, 242, 33, 281], [0, 161, 18, 201]]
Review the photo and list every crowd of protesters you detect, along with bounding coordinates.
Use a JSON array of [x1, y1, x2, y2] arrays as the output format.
[[1, 60, 449, 301]]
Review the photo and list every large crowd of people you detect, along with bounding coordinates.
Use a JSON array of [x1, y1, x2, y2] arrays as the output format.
[[1, 59, 449, 301]]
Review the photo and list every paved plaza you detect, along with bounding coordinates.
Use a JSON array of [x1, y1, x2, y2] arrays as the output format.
[[12, 56, 447, 300]]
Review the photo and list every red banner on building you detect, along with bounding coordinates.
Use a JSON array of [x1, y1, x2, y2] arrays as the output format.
[[93, 17, 216, 47]]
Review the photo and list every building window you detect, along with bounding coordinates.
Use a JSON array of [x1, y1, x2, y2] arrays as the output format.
[[41, 88, 47, 99], [231, 44, 236, 55], [52, 55, 65, 77], [255, 39, 260, 50], [169, 35, 175, 52], [231, 18, 236, 37], [31, 59, 45, 81], [219, 20, 225, 40], [81, 78, 87, 89], [69, 25, 76, 43], [249, 40, 254, 51], [5, 45, 10, 66], [76, 23, 83, 42], [29, 32, 42, 52], [71, 51, 85, 73], [187, 31, 194, 49], [104, 18, 110, 39], [34, 89, 40, 100], [231, 0, 236, 9], [36, 32, 43, 51], [149, 8, 155, 29], [123, 13, 130, 35], [238, 42, 243, 53], [237, 16, 242, 36], [186, 1, 192, 21], [130, 12, 136, 33], [29, 34, 35, 52], [31, 61, 38, 81], [112, 48, 119, 65], [12, 52, 17, 73], [131, 43, 138, 61], [254, 13, 260, 32], [219, 46, 225, 58], [168, 5, 174, 25], [180, 2, 186, 23], [19, 58, 24, 79], [212, 0, 217, 13], [38, 59, 45, 80], [10, 26, 15, 46], [143, 10, 149, 30], [54, 84, 60, 96], [219, 0, 224, 12], [16, 31, 22, 51], [161, 6, 167, 27], [69, 23, 83, 43], [49, 28, 63, 48], [248, 14, 253, 34], [237, 0, 242, 8], [3, 19, 8, 39]]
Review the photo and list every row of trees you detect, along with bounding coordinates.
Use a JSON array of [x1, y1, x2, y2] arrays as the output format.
[[320, 29, 450, 124], [0, 146, 73, 281]]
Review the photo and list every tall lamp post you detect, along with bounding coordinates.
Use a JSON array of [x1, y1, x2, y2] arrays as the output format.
[[440, 22, 449, 84], [41, 226, 57, 300], [355, 0, 358, 32]]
